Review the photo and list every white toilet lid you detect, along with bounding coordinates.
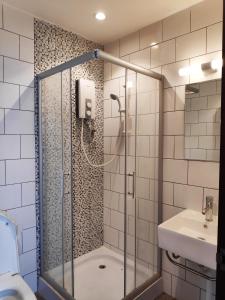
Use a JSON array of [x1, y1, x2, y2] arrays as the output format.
[[0, 211, 19, 275]]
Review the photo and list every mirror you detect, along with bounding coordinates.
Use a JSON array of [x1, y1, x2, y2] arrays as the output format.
[[184, 79, 221, 162]]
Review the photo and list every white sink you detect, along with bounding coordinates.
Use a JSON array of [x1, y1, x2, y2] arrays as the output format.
[[158, 209, 218, 270]]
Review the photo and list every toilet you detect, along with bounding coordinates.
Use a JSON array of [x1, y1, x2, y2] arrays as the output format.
[[0, 211, 36, 300]]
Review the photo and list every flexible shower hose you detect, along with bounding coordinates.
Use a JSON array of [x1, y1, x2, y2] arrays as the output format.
[[81, 118, 120, 168]]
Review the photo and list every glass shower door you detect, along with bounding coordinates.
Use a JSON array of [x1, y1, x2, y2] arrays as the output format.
[[135, 72, 160, 286], [124, 70, 161, 296]]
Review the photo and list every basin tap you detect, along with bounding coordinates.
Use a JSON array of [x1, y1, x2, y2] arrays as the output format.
[[202, 196, 214, 222]]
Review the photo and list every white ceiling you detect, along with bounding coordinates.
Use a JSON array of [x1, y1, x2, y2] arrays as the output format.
[[4, 0, 203, 44]]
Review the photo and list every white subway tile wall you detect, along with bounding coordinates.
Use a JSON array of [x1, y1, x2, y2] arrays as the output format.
[[4, 58, 34, 87], [3, 5, 34, 38], [191, 0, 222, 31], [0, 3, 36, 291], [0, 82, 20, 109], [120, 31, 139, 57], [207, 22, 223, 52], [20, 86, 34, 111], [0, 29, 19, 59], [140, 21, 162, 49], [22, 182, 35, 206], [151, 39, 175, 68], [20, 36, 34, 63], [176, 29, 206, 61], [5, 109, 34, 134], [163, 9, 191, 40], [104, 0, 220, 297]]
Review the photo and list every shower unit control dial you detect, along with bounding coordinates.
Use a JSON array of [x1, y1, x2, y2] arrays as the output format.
[[78, 79, 96, 119]]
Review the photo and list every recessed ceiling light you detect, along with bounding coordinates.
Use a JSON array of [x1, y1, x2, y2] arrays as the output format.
[[95, 12, 106, 21]]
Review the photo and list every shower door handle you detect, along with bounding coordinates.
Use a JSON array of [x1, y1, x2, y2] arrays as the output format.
[[61, 170, 65, 200], [128, 172, 135, 198]]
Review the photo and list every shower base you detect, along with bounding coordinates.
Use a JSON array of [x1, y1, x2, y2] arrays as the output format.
[[47, 246, 153, 300]]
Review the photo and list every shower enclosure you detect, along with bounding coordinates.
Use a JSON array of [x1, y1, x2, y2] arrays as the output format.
[[37, 49, 163, 300]]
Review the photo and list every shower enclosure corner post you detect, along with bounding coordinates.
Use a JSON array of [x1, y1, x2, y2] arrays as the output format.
[[37, 75, 44, 276], [157, 79, 164, 275], [60, 71, 65, 290], [124, 68, 128, 298], [69, 68, 75, 299]]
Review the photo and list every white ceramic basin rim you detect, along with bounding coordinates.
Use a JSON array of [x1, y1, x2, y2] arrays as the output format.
[[158, 209, 218, 270]]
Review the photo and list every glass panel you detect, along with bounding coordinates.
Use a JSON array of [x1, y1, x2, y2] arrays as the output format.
[[70, 60, 126, 300], [122, 70, 161, 297], [102, 62, 126, 300], [41, 73, 64, 286], [124, 70, 137, 296], [135, 73, 160, 287], [40, 71, 74, 296]]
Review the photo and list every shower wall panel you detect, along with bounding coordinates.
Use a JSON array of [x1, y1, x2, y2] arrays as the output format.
[[35, 20, 104, 270]]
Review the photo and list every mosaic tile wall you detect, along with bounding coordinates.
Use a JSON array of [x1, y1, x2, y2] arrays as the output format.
[[34, 19, 104, 271]]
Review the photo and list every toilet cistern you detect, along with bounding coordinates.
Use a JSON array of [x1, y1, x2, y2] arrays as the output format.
[[0, 210, 36, 300]]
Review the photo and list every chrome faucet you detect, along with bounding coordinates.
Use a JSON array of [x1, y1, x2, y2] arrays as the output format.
[[202, 196, 214, 222]]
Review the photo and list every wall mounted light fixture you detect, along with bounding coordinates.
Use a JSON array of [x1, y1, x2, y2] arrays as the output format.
[[211, 59, 223, 71], [179, 58, 222, 77], [201, 58, 222, 72]]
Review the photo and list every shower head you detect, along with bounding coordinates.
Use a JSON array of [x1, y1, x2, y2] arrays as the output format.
[[110, 93, 119, 101], [110, 94, 125, 113]]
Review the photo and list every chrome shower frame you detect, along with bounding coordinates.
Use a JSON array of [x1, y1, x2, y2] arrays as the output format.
[[37, 48, 164, 300], [37, 49, 163, 81]]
